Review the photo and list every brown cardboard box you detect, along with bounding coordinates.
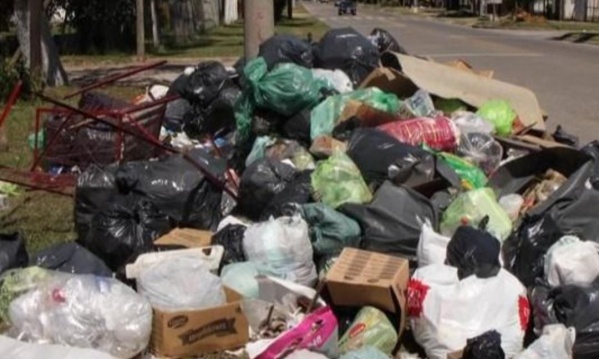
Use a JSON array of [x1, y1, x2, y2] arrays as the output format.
[[154, 228, 213, 248], [447, 350, 464, 359], [325, 248, 410, 336], [151, 287, 249, 358], [445, 59, 494, 79]]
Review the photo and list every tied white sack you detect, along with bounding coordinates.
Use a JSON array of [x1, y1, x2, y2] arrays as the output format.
[[515, 324, 575, 359], [544, 236, 599, 287], [408, 264, 529, 359], [417, 221, 450, 268]]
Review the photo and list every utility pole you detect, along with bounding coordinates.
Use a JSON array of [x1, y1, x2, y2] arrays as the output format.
[[136, 0, 146, 61], [243, 0, 274, 60], [150, 0, 161, 50], [29, 0, 42, 79]]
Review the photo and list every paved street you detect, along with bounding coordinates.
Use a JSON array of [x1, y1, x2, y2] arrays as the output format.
[[304, 2, 599, 144]]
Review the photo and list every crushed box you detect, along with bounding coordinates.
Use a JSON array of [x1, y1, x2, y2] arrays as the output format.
[[150, 287, 249, 358], [153, 228, 213, 248]]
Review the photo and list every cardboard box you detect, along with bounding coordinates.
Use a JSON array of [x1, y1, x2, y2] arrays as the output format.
[[325, 248, 410, 336], [370, 53, 546, 132], [150, 287, 249, 358], [445, 59, 494, 79], [154, 228, 213, 249], [447, 350, 464, 359]]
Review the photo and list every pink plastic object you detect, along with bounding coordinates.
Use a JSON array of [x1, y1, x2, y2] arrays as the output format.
[[378, 116, 459, 152]]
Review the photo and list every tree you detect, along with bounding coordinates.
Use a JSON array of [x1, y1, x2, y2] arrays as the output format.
[[13, 0, 68, 86]]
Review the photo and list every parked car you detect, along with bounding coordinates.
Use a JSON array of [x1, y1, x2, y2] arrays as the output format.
[[338, 0, 357, 15]]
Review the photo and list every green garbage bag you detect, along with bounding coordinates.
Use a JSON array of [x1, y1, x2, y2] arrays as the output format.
[[310, 88, 401, 140], [476, 100, 517, 137], [301, 203, 361, 256], [311, 152, 373, 209], [27, 130, 46, 150], [235, 57, 331, 139], [246, 136, 277, 167], [440, 187, 513, 241], [438, 152, 487, 190], [339, 306, 398, 355]]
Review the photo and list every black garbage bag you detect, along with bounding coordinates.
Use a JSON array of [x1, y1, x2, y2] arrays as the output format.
[[252, 108, 290, 137], [463, 330, 505, 359], [552, 125, 579, 147], [115, 148, 226, 230], [164, 98, 193, 132], [212, 224, 246, 268], [174, 61, 235, 107], [258, 34, 315, 70], [369, 28, 408, 55], [581, 140, 599, 190], [203, 86, 242, 137], [238, 158, 297, 221], [260, 171, 313, 220], [280, 107, 312, 146], [532, 282, 599, 359], [0, 233, 28, 274], [182, 107, 207, 139], [30, 242, 112, 277], [447, 225, 501, 280], [346, 128, 434, 189], [81, 195, 173, 271], [74, 165, 119, 244], [314, 27, 380, 86], [340, 181, 437, 260], [233, 57, 247, 88]]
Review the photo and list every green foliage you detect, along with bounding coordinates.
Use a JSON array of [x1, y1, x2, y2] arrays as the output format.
[[0, 58, 32, 103]]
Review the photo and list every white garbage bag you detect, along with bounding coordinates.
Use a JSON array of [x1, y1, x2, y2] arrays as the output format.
[[515, 324, 576, 359], [544, 236, 599, 287], [0, 335, 118, 359], [312, 69, 354, 94], [8, 270, 152, 359], [243, 216, 317, 286], [137, 256, 226, 311], [408, 264, 529, 359], [417, 221, 450, 268]]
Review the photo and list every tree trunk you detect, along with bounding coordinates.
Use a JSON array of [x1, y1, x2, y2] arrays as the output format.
[[150, 0, 160, 49], [136, 0, 145, 61], [14, 0, 68, 87]]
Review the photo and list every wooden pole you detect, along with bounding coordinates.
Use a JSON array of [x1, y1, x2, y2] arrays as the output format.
[[28, 0, 42, 78], [243, 0, 274, 60], [136, 0, 146, 61]]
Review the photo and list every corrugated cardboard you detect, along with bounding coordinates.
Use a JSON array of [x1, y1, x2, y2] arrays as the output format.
[[445, 59, 494, 79], [154, 228, 213, 248], [447, 350, 464, 359], [359, 67, 419, 96], [325, 248, 410, 336], [150, 287, 249, 358], [378, 53, 546, 131]]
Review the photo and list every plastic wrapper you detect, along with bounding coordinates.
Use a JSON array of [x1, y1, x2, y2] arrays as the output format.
[[408, 264, 529, 359], [314, 27, 380, 86], [340, 346, 391, 359], [212, 224, 247, 267], [378, 116, 459, 152], [341, 182, 437, 260], [8, 269, 152, 359], [532, 282, 599, 359], [310, 88, 401, 140], [456, 132, 503, 176], [312, 69, 354, 94], [311, 152, 373, 209], [258, 34, 314, 70], [0, 335, 118, 359], [398, 90, 436, 119], [441, 188, 512, 241], [417, 221, 450, 268], [30, 242, 112, 277], [446, 225, 502, 280], [300, 203, 362, 257], [476, 100, 517, 137], [81, 195, 173, 272], [369, 27, 407, 54], [243, 216, 317, 286], [238, 158, 297, 220], [0, 233, 28, 275], [514, 324, 575, 359], [462, 330, 505, 359], [221, 262, 260, 298], [339, 306, 398, 355], [437, 152, 487, 190], [235, 57, 330, 139], [0, 267, 51, 324], [498, 194, 524, 222], [544, 236, 599, 287], [137, 256, 225, 311], [451, 111, 495, 135]]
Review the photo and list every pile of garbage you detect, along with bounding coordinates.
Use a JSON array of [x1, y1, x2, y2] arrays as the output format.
[[2, 26, 599, 359]]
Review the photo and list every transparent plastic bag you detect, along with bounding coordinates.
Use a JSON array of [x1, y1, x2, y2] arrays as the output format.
[[221, 261, 260, 298], [339, 306, 398, 355], [312, 69, 354, 94], [451, 112, 494, 135], [437, 152, 487, 190], [340, 346, 391, 359], [137, 256, 226, 311], [8, 269, 152, 359], [440, 188, 512, 241], [0, 335, 118, 359], [398, 90, 436, 119], [311, 152, 373, 209], [243, 216, 317, 286], [499, 194, 524, 222], [476, 100, 517, 137], [515, 324, 575, 359], [457, 132, 503, 176]]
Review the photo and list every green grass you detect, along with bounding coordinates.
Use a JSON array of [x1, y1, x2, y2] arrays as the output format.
[[0, 86, 141, 254]]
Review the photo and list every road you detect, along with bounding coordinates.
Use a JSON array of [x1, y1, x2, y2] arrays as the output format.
[[304, 2, 599, 144]]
